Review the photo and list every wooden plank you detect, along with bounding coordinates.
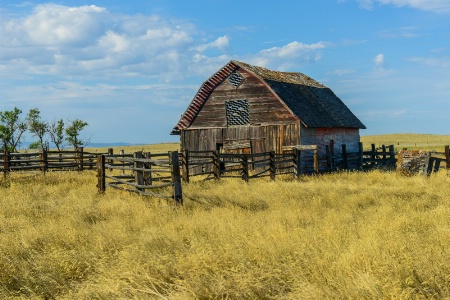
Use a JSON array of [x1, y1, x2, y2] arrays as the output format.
[[170, 151, 183, 205]]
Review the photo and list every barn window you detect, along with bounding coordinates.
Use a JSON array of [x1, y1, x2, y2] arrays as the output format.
[[225, 100, 249, 126], [227, 72, 244, 88]]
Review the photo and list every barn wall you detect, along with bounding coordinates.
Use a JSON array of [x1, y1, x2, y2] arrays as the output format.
[[180, 123, 301, 154], [300, 127, 360, 154], [189, 67, 298, 129]]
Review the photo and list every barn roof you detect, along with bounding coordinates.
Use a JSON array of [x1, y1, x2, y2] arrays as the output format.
[[171, 60, 365, 134]]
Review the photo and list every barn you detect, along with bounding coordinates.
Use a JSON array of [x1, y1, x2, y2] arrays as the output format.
[[171, 60, 365, 170]]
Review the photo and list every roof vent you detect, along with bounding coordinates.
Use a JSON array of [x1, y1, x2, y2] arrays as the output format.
[[227, 72, 244, 88]]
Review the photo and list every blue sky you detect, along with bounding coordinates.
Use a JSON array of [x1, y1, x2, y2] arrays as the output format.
[[1, 0, 450, 145]]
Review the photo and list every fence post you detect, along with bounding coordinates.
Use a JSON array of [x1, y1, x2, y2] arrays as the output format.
[[39, 148, 48, 174], [170, 151, 183, 205], [108, 148, 113, 172], [212, 150, 220, 180], [241, 154, 249, 182], [342, 144, 348, 170], [143, 152, 152, 186], [295, 148, 302, 177], [371, 144, 376, 166], [445, 145, 450, 170], [269, 151, 276, 181], [120, 149, 125, 174], [389, 145, 395, 168], [3, 150, 10, 178], [358, 142, 363, 169], [182, 149, 190, 182], [97, 155, 106, 193], [77, 147, 84, 171], [134, 151, 144, 192], [313, 147, 319, 174], [427, 157, 434, 175]]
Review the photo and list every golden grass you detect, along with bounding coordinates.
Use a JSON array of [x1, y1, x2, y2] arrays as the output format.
[[1, 134, 449, 299], [361, 133, 450, 151], [1, 169, 449, 299]]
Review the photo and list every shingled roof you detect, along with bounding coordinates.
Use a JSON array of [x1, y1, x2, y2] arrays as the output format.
[[171, 60, 365, 134]]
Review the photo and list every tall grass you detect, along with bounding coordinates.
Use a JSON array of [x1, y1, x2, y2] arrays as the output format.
[[1, 168, 449, 299]]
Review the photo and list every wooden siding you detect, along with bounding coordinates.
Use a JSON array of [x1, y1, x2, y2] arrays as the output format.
[[189, 67, 298, 129], [301, 127, 360, 155], [181, 124, 301, 154]]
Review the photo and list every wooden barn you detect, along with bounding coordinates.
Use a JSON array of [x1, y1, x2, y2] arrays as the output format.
[[171, 60, 366, 170]]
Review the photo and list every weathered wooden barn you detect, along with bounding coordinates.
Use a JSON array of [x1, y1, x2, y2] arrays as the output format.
[[171, 60, 365, 170]]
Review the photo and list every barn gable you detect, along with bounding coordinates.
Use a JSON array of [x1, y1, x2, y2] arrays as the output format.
[[171, 60, 365, 135]]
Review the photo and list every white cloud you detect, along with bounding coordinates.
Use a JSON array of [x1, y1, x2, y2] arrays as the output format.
[[249, 41, 328, 71], [357, 0, 450, 13], [373, 53, 386, 70], [195, 35, 230, 52]]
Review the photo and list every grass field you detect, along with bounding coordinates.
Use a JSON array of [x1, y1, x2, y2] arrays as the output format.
[[1, 134, 449, 299]]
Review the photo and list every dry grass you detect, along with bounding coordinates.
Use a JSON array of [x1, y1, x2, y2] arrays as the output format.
[[361, 133, 450, 151], [1, 169, 449, 299], [1, 134, 449, 299]]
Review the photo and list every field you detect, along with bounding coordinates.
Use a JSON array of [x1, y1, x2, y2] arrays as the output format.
[[1, 134, 449, 299]]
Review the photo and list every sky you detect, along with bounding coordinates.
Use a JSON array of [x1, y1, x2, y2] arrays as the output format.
[[1, 0, 450, 145]]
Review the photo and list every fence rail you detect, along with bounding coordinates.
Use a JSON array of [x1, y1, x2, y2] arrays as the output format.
[[1, 147, 103, 174]]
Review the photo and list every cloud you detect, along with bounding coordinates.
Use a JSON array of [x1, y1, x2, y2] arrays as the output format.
[[248, 41, 328, 71], [357, 0, 450, 13], [195, 35, 230, 52], [373, 53, 386, 70]]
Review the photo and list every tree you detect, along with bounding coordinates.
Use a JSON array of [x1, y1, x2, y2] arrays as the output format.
[[65, 119, 89, 149], [0, 107, 27, 152], [48, 119, 65, 151], [26, 108, 49, 149]]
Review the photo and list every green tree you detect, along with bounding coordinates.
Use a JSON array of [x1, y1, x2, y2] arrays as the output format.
[[26, 108, 48, 149], [48, 119, 65, 151], [0, 107, 27, 152], [65, 119, 89, 149]]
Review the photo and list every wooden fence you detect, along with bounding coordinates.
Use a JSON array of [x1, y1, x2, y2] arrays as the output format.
[[1, 147, 103, 175], [96, 151, 182, 204], [180, 143, 400, 182]]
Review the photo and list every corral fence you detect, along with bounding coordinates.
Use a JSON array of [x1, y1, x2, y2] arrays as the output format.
[[397, 145, 450, 176], [96, 151, 182, 205], [1, 147, 104, 176], [180, 143, 401, 182]]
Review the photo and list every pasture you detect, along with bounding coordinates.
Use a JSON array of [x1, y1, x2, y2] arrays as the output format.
[[1, 134, 449, 299]]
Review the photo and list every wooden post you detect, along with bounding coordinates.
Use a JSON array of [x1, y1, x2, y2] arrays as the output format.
[[371, 144, 376, 166], [39, 148, 48, 174], [241, 155, 249, 182], [295, 148, 302, 177], [389, 145, 395, 168], [445, 145, 450, 169], [182, 149, 190, 182], [269, 151, 276, 181], [325, 145, 333, 172], [120, 149, 125, 174], [212, 150, 220, 180], [77, 147, 84, 171], [170, 151, 183, 205], [342, 144, 348, 170], [97, 155, 106, 193], [358, 142, 363, 170], [313, 147, 319, 174], [134, 151, 144, 192], [3, 150, 10, 178], [427, 157, 434, 175], [143, 152, 152, 186], [382, 145, 387, 163]]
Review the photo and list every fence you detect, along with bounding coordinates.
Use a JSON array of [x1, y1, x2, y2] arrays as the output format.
[[180, 143, 402, 182], [1, 147, 102, 175], [96, 151, 182, 204]]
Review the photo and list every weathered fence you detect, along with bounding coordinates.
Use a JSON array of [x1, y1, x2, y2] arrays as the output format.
[[1, 147, 103, 175], [180, 143, 401, 182], [96, 151, 182, 204]]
